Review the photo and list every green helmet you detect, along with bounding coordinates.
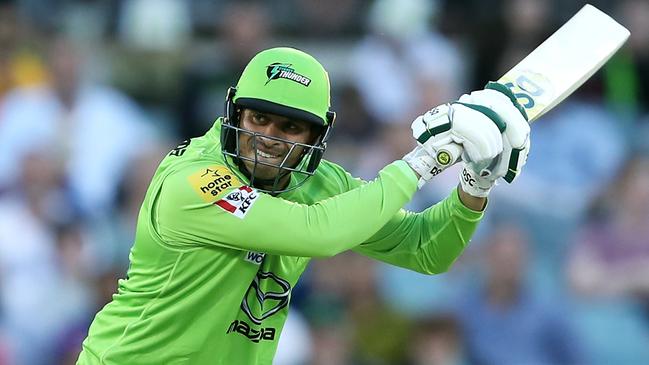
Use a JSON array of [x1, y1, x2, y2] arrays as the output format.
[[221, 47, 336, 194], [234, 47, 334, 126]]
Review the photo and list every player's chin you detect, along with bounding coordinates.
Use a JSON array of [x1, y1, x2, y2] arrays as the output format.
[[243, 160, 281, 180]]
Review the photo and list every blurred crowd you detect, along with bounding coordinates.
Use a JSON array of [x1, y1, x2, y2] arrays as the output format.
[[0, 0, 648, 364]]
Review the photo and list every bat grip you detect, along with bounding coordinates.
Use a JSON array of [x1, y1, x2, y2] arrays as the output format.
[[433, 142, 463, 171]]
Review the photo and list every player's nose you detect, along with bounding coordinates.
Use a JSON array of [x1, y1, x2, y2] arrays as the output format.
[[258, 122, 285, 141]]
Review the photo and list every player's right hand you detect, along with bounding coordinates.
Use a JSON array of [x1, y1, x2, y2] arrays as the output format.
[[457, 83, 531, 197], [460, 83, 531, 183]]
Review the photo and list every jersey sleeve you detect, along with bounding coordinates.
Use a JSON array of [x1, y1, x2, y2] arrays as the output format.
[[353, 188, 483, 274], [152, 160, 418, 257]]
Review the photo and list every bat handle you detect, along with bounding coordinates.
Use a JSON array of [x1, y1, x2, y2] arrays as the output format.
[[431, 142, 463, 173], [436, 141, 510, 184]]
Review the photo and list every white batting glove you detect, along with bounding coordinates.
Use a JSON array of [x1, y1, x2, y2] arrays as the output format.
[[404, 103, 505, 188], [458, 82, 531, 197], [402, 146, 436, 188]]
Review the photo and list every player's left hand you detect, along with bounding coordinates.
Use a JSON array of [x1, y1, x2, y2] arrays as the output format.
[[457, 82, 531, 197], [405, 101, 505, 189]]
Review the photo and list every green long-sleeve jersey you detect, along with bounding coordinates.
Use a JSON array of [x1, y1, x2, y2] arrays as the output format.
[[77, 119, 483, 365]]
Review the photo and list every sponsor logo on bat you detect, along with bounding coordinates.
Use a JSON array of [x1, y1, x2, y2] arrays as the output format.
[[502, 70, 553, 114]]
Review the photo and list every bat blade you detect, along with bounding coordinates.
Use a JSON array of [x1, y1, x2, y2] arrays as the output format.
[[498, 4, 630, 123]]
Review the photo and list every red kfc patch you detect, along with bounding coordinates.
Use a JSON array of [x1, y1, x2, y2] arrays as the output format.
[[214, 186, 259, 219]]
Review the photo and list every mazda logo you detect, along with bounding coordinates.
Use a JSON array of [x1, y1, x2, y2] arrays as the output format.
[[240, 271, 291, 325]]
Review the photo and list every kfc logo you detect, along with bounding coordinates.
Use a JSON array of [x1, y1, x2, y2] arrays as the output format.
[[226, 191, 243, 202], [214, 186, 259, 219]]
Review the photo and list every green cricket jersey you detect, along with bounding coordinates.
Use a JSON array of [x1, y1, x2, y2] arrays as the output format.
[[77, 119, 484, 365]]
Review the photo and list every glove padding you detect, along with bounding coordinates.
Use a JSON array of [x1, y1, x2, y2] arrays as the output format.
[[458, 83, 531, 197], [411, 103, 505, 164], [406, 102, 505, 188]]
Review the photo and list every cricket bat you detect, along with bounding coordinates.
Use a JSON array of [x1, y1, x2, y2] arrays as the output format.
[[434, 4, 630, 171], [499, 3, 630, 124]]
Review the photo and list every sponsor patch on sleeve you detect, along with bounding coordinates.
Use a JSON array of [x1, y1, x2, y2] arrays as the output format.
[[188, 165, 241, 202], [214, 186, 259, 219]]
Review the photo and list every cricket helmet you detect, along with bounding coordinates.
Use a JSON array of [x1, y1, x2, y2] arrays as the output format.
[[221, 47, 336, 194]]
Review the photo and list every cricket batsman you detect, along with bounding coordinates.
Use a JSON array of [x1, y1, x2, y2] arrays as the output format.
[[77, 47, 530, 364]]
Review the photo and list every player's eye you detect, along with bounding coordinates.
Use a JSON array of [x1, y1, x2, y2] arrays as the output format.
[[285, 123, 298, 132], [252, 112, 268, 125], [283, 122, 308, 135]]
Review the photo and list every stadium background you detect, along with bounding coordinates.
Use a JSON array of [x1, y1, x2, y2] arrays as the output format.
[[0, 0, 648, 364]]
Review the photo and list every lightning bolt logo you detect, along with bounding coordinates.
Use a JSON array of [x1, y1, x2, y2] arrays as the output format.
[[265, 63, 292, 85], [264, 63, 312, 87]]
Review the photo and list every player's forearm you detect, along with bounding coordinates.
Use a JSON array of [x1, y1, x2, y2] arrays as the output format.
[[458, 184, 487, 211], [253, 161, 419, 257], [355, 188, 483, 274], [157, 161, 419, 257], [413, 188, 483, 273]]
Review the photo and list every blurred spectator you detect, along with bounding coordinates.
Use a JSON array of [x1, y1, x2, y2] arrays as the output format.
[[282, 0, 365, 39], [89, 141, 170, 272], [503, 0, 552, 49], [605, 0, 649, 117], [273, 309, 313, 365], [301, 252, 411, 364], [219, 1, 273, 71], [324, 83, 379, 172], [483, 99, 627, 294], [0, 332, 11, 365], [350, 0, 466, 126], [298, 258, 353, 365], [438, 0, 506, 90], [354, 123, 415, 180], [118, 0, 191, 52], [51, 221, 99, 365], [176, 1, 273, 139], [0, 150, 93, 365], [407, 314, 466, 365], [456, 224, 584, 365], [491, 100, 627, 220], [0, 36, 156, 217], [308, 326, 352, 365], [566, 154, 649, 364], [343, 253, 411, 365], [638, 113, 649, 154], [58, 0, 111, 45], [55, 266, 124, 365], [329, 83, 378, 143], [569, 155, 649, 307], [107, 0, 190, 117], [496, 0, 553, 79], [0, 1, 48, 98]]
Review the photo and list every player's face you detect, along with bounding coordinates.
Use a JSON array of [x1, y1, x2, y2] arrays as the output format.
[[238, 109, 316, 181]]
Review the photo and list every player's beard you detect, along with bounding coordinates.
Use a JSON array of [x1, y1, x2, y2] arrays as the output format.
[[238, 136, 305, 187]]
